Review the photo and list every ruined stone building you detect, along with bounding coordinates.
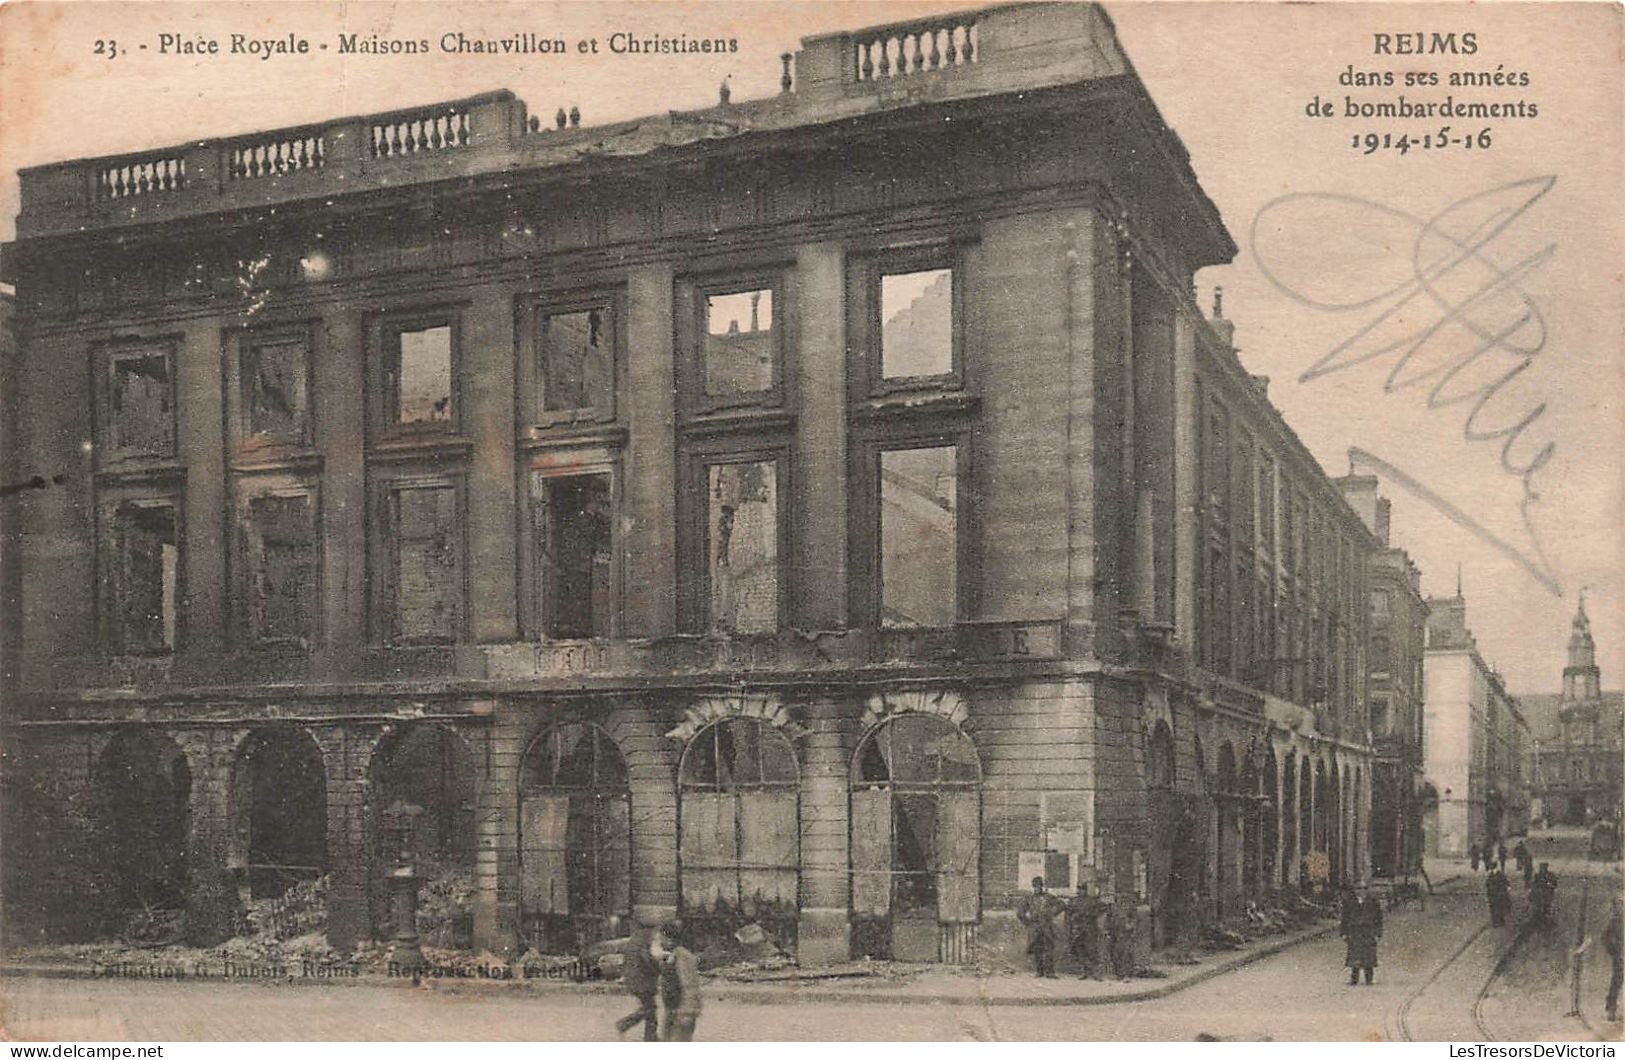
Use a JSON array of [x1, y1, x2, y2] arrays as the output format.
[[0, 2, 1375, 964], [1422, 593, 1531, 857]]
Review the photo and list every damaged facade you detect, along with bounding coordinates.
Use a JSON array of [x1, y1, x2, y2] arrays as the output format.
[[0, 2, 1375, 966]]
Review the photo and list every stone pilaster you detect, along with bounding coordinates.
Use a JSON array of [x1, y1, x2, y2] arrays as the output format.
[[174, 728, 246, 946], [313, 726, 383, 952], [796, 698, 851, 965]]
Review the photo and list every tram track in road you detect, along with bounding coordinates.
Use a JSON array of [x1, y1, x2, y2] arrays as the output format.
[[1470, 919, 1532, 1041], [1396, 911, 1491, 1042], [1470, 849, 1612, 1043], [1398, 850, 1605, 1042]]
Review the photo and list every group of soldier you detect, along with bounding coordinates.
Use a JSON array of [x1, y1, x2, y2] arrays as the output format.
[[1017, 876, 1140, 980], [1472, 838, 1559, 928]]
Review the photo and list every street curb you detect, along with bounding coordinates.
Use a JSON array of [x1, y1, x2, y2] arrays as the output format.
[[715, 923, 1344, 1007], [0, 923, 1341, 1008], [0, 878, 1466, 1008]]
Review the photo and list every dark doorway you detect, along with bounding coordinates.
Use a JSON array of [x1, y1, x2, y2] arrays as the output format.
[[94, 730, 191, 934], [233, 728, 328, 898], [371, 723, 476, 946], [519, 724, 631, 954]]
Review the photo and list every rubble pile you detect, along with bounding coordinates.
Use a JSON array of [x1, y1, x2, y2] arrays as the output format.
[[243, 875, 328, 941], [414, 861, 475, 950]]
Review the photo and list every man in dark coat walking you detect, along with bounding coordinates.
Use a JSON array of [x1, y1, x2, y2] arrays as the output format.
[[1340, 882, 1384, 985], [613, 918, 663, 1041], [1486, 867, 1512, 927], [1531, 863, 1559, 927], [1017, 876, 1064, 978]]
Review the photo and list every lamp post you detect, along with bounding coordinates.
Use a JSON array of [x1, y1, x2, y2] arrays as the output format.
[[383, 800, 426, 971]]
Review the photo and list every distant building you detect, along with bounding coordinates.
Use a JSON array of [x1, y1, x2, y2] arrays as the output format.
[[1336, 476, 1427, 877], [1522, 599, 1623, 826], [1422, 593, 1530, 856]]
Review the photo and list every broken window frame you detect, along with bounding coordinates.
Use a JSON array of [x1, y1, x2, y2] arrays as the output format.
[[528, 464, 618, 641], [524, 292, 621, 431], [95, 339, 178, 466], [237, 484, 320, 650], [676, 717, 801, 932], [849, 432, 972, 631], [677, 270, 788, 416], [100, 493, 184, 655], [518, 724, 632, 939], [232, 325, 314, 451], [372, 474, 466, 646], [373, 309, 461, 439], [678, 441, 789, 636], [848, 712, 982, 922], [859, 246, 964, 397]]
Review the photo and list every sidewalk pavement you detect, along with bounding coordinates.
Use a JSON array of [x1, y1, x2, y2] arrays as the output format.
[[0, 872, 1468, 1008]]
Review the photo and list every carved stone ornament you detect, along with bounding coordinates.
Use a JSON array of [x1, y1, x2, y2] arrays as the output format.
[[861, 688, 969, 732], [665, 693, 806, 742]]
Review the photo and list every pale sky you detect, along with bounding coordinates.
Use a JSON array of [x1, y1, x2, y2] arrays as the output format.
[[1, 1, 1618, 695]]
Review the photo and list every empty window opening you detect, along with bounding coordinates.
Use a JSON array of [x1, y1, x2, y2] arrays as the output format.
[[539, 308, 613, 417], [391, 484, 460, 644], [880, 446, 957, 628], [704, 289, 774, 396], [110, 350, 173, 456], [394, 325, 452, 425], [707, 461, 778, 634], [880, 268, 952, 379], [115, 502, 179, 653], [536, 474, 612, 639], [246, 494, 315, 647], [243, 340, 308, 440]]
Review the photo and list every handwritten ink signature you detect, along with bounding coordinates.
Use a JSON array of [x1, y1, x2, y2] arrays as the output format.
[[1249, 176, 1561, 595]]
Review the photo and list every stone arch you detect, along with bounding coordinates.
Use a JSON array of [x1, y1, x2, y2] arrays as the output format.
[[518, 722, 631, 954], [1313, 758, 1328, 857], [849, 711, 981, 962], [368, 722, 478, 946], [1194, 737, 1213, 919], [678, 717, 801, 951], [1330, 759, 1344, 886], [861, 688, 969, 733], [1281, 753, 1298, 887], [1147, 720, 1195, 949], [92, 728, 192, 935], [1237, 747, 1259, 900], [1261, 747, 1279, 894], [1216, 742, 1239, 916], [1298, 755, 1314, 870], [230, 726, 328, 899], [1417, 780, 1440, 859]]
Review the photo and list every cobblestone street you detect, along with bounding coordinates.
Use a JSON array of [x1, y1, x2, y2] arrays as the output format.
[[5, 852, 1618, 1042]]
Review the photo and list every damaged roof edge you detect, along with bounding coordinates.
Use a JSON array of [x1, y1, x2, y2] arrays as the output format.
[[6, 3, 1234, 266]]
